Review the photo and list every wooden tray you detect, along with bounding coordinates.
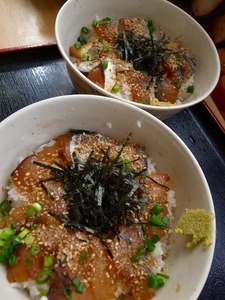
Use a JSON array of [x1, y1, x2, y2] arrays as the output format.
[[0, 0, 66, 52]]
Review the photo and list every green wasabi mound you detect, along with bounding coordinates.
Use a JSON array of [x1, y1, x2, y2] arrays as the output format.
[[175, 208, 213, 249]]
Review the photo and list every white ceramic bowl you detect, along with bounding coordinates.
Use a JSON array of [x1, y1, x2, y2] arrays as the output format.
[[55, 0, 220, 119], [0, 95, 215, 299]]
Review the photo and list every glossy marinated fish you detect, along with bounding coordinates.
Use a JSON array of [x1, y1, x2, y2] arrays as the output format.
[[2, 131, 174, 300]]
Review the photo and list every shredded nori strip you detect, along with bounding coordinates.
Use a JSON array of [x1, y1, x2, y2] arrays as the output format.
[[33, 132, 169, 258], [114, 30, 172, 79]]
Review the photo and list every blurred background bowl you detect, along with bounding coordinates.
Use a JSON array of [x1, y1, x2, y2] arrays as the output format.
[[55, 0, 220, 119], [0, 94, 215, 299]]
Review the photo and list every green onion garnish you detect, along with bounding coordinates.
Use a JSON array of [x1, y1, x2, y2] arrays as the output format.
[[81, 27, 89, 35], [103, 44, 109, 52], [0, 226, 14, 240], [81, 53, 90, 61], [150, 214, 167, 229], [80, 251, 88, 261], [144, 238, 156, 252], [0, 200, 11, 218], [35, 268, 51, 285], [72, 276, 84, 294], [17, 228, 30, 240], [26, 202, 43, 217], [26, 207, 36, 217], [24, 233, 35, 246], [174, 52, 184, 64], [151, 205, 164, 216], [92, 18, 99, 27], [187, 85, 194, 93], [148, 273, 169, 288], [140, 99, 147, 104], [102, 60, 109, 70], [102, 17, 111, 26], [9, 254, 17, 266], [30, 245, 41, 256], [77, 35, 88, 44], [74, 41, 81, 49], [98, 37, 104, 43], [44, 256, 54, 267], [113, 84, 121, 93], [131, 246, 146, 263], [63, 286, 73, 299]]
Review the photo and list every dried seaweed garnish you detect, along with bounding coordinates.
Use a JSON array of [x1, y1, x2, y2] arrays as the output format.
[[114, 26, 176, 87], [33, 133, 169, 258]]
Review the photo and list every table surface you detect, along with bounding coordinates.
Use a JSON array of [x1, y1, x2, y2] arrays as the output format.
[[0, 45, 225, 300]]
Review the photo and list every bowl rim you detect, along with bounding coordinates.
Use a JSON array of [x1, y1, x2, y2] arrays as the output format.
[[55, 0, 221, 112]]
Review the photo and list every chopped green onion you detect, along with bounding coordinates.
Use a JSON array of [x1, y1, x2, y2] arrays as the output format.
[[131, 246, 146, 263], [26, 202, 43, 217], [77, 35, 88, 44], [148, 273, 157, 288], [172, 80, 182, 89], [39, 288, 48, 296], [72, 276, 80, 287], [44, 256, 54, 267], [187, 85, 194, 93], [63, 286, 73, 299], [148, 273, 169, 288], [32, 202, 42, 212], [151, 205, 164, 216], [24, 233, 35, 246], [76, 283, 84, 294], [9, 254, 17, 266], [0, 240, 5, 247], [92, 18, 99, 27], [174, 52, 184, 64], [151, 235, 160, 244], [103, 44, 109, 52], [30, 245, 41, 256], [102, 60, 109, 70], [81, 53, 90, 61], [113, 84, 121, 93], [81, 27, 89, 35], [26, 207, 36, 217], [74, 41, 81, 49], [102, 17, 111, 26], [140, 99, 147, 104], [98, 37, 104, 43], [72, 276, 84, 294], [18, 228, 30, 240], [150, 214, 168, 230], [80, 251, 88, 261], [11, 223, 17, 230], [35, 268, 51, 285], [0, 235, 22, 263], [144, 238, 156, 252], [0, 200, 11, 217], [0, 226, 14, 240], [161, 216, 169, 225]]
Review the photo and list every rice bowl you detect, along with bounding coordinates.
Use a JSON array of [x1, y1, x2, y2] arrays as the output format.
[[0, 95, 215, 299], [55, 0, 220, 119]]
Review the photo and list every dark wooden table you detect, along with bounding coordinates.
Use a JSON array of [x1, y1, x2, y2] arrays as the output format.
[[0, 45, 225, 299]]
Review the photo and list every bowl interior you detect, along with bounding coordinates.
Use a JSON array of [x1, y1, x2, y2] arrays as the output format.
[[55, 0, 220, 114], [0, 95, 215, 299]]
